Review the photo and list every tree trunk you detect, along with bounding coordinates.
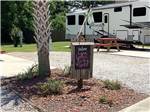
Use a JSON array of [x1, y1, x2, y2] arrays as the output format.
[[33, 0, 51, 76], [14, 37, 19, 47], [38, 43, 50, 76]]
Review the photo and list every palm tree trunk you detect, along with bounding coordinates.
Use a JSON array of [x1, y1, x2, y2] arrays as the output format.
[[38, 44, 50, 76], [33, 0, 51, 76]]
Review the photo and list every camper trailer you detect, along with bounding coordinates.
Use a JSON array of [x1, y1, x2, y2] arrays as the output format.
[[66, 1, 150, 44]]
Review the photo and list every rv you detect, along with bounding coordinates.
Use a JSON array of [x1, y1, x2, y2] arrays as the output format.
[[66, 1, 150, 44]]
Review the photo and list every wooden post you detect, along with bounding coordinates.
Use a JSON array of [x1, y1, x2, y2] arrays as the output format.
[[71, 42, 94, 89], [77, 79, 83, 89]]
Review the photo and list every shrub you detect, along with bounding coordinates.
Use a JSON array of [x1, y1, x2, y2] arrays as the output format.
[[99, 96, 108, 104], [99, 96, 113, 106], [37, 79, 64, 95], [17, 64, 38, 80], [103, 80, 121, 90], [63, 65, 71, 76]]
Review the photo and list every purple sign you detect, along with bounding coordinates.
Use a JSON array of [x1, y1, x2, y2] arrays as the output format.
[[75, 45, 90, 69]]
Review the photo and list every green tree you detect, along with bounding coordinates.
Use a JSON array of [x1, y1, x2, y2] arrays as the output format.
[[49, 1, 68, 32], [51, 13, 66, 32], [10, 25, 20, 47], [1, 1, 33, 43], [66, 0, 115, 9]]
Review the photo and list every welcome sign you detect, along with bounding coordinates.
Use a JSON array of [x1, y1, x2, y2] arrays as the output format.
[[75, 45, 90, 69], [71, 42, 94, 80]]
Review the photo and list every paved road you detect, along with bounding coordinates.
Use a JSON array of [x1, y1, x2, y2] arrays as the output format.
[[7, 51, 150, 95]]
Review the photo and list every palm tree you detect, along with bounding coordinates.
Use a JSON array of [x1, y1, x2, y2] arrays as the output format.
[[33, 0, 51, 76]]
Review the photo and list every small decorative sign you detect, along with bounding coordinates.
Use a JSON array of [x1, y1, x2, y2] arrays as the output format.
[[75, 45, 90, 69], [71, 42, 94, 84]]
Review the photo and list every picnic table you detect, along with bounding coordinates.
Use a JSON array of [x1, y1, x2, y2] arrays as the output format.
[[95, 37, 120, 52]]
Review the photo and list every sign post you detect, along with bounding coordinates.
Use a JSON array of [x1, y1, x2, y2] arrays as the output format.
[[71, 42, 94, 89]]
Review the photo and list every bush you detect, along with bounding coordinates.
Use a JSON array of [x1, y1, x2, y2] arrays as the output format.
[[37, 79, 64, 95], [103, 80, 121, 90], [99, 96, 113, 106], [17, 64, 38, 80], [99, 96, 108, 104]]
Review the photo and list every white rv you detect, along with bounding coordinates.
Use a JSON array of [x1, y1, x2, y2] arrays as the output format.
[[66, 1, 150, 44]]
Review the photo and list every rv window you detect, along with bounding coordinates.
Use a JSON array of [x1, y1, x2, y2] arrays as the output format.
[[67, 15, 75, 25], [114, 7, 122, 12], [79, 15, 85, 25], [104, 15, 108, 23], [133, 7, 146, 16], [93, 12, 102, 22]]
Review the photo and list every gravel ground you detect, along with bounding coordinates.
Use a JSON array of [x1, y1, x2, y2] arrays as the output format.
[[93, 52, 150, 95], [7, 51, 150, 95], [0, 86, 38, 112]]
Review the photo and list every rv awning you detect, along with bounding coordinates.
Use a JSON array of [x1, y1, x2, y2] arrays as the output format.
[[120, 25, 142, 29]]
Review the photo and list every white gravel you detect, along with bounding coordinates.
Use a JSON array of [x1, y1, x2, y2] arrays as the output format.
[[93, 52, 150, 95], [0, 86, 38, 112]]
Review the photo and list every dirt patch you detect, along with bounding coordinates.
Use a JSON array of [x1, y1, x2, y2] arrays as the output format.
[[1, 69, 148, 112]]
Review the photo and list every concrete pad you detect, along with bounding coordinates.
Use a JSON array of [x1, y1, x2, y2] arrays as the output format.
[[0, 54, 55, 78], [119, 97, 150, 112], [110, 50, 150, 58], [0, 54, 35, 78], [94, 48, 150, 58]]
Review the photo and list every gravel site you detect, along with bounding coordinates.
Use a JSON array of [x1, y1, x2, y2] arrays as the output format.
[[8, 51, 150, 95], [0, 86, 38, 112]]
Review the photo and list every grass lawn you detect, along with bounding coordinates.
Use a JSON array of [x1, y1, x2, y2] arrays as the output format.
[[1, 41, 71, 52], [52, 41, 70, 52]]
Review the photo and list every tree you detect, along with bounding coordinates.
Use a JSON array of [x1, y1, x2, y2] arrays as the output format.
[[1, 1, 33, 43], [51, 13, 66, 32], [10, 25, 20, 47], [49, 1, 68, 32], [1, 1, 68, 43], [66, 0, 115, 10], [33, 0, 51, 76]]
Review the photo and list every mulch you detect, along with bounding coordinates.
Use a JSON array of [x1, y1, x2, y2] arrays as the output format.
[[1, 69, 148, 112]]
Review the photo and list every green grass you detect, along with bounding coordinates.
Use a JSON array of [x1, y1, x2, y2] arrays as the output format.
[[52, 41, 70, 52], [1, 44, 37, 52], [1, 41, 71, 52]]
